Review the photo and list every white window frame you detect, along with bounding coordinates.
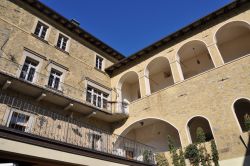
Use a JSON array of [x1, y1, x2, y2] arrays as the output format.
[[18, 50, 44, 83], [84, 80, 111, 110], [34, 21, 49, 39], [46, 62, 67, 91], [20, 58, 39, 83], [86, 86, 109, 109], [55, 32, 71, 52], [32, 19, 50, 41], [48, 68, 63, 90], [6, 109, 34, 133], [95, 55, 105, 71]]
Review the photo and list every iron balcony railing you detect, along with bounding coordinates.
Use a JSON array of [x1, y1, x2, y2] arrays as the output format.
[[0, 92, 155, 164], [0, 56, 113, 113]]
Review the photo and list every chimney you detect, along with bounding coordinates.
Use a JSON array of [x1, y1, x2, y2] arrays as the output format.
[[70, 19, 80, 26]]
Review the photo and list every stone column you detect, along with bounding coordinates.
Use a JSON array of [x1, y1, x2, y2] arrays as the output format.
[[144, 68, 151, 96], [170, 57, 184, 83], [138, 70, 148, 98], [207, 42, 224, 67], [179, 129, 190, 148]]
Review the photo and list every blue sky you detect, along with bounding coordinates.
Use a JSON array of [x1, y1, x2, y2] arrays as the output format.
[[40, 0, 233, 56]]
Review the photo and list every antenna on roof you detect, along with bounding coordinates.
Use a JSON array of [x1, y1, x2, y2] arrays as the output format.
[[70, 19, 80, 26]]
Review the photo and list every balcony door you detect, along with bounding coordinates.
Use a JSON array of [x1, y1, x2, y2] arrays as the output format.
[[20, 58, 38, 82]]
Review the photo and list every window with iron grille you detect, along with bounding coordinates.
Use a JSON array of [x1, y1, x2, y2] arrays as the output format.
[[20, 58, 39, 82], [95, 55, 103, 70], [56, 34, 68, 51], [8, 112, 30, 132], [86, 86, 108, 109], [48, 69, 62, 90], [34, 21, 48, 39]]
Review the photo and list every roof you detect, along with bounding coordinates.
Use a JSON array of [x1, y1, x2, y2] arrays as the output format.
[[106, 0, 249, 76], [16, 0, 125, 61]]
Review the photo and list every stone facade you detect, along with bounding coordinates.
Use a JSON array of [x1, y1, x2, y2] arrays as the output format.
[[0, 0, 250, 165], [0, 0, 115, 97], [109, 1, 250, 163], [113, 56, 250, 160], [0, 0, 120, 130]]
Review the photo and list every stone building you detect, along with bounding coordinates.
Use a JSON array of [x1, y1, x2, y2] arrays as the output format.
[[0, 0, 249, 165]]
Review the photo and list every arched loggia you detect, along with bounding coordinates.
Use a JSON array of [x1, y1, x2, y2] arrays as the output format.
[[145, 57, 174, 94], [115, 118, 182, 161], [117, 71, 141, 103], [177, 40, 214, 79], [215, 21, 250, 63]]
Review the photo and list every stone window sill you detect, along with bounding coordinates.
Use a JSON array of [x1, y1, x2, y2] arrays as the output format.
[[54, 46, 69, 55], [94, 67, 107, 75], [31, 33, 49, 45]]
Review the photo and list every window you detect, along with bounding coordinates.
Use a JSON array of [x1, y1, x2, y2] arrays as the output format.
[[86, 86, 109, 109], [95, 55, 103, 70], [34, 21, 48, 39], [56, 34, 68, 51], [20, 58, 38, 82], [48, 69, 62, 90], [8, 112, 30, 132]]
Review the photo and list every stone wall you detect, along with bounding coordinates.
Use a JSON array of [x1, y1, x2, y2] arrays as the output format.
[[0, 0, 250, 163], [111, 5, 250, 161], [113, 53, 250, 160], [0, 0, 114, 101]]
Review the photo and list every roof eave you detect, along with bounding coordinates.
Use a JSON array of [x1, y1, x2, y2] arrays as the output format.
[[17, 0, 125, 61], [106, 0, 248, 76]]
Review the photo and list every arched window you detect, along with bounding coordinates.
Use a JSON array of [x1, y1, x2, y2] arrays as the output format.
[[187, 116, 214, 143], [215, 21, 250, 63], [177, 40, 214, 79], [234, 98, 250, 132], [145, 57, 174, 94]]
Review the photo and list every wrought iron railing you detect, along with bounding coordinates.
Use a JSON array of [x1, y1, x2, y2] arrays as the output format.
[[0, 56, 113, 113], [0, 92, 155, 164]]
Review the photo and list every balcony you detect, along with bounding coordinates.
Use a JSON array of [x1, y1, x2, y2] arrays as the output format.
[[0, 56, 127, 122], [112, 101, 129, 115], [0, 92, 155, 164]]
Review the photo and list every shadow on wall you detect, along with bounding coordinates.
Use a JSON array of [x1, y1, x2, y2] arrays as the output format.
[[242, 132, 250, 166], [235, 98, 250, 166]]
